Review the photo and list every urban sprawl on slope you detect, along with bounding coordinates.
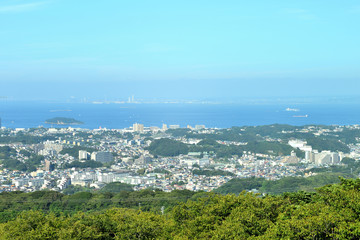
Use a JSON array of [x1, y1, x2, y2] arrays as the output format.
[[1, 123, 360, 193]]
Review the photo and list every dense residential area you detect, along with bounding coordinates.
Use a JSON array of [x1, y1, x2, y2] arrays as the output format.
[[2, 124, 360, 238], [1, 123, 360, 194]]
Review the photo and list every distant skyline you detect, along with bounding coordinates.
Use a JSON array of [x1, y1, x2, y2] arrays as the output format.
[[1, 0, 360, 101]]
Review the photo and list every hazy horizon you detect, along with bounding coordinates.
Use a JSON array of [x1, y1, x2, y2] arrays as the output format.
[[1, 1, 360, 101]]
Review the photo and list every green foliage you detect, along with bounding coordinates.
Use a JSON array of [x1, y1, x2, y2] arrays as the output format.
[[0, 189, 198, 219], [45, 117, 83, 125], [2, 159, 27, 171], [304, 161, 360, 175], [137, 168, 146, 175], [171, 181, 186, 186], [189, 139, 301, 158], [19, 149, 31, 157], [306, 136, 350, 153], [166, 128, 191, 137], [60, 146, 96, 158], [342, 157, 357, 166], [197, 138, 220, 146], [214, 177, 264, 195], [183, 124, 351, 155], [335, 128, 360, 144], [147, 138, 189, 156], [62, 185, 92, 195], [259, 173, 343, 194], [4, 179, 360, 238], [148, 168, 170, 174], [0, 133, 56, 144], [148, 125, 349, 159], [186, 126, 262, 142], [0, 208, 171, 239], [26, 155, 44, 166], [215, 173, 351, 195], [1, 154, 44, 172], [99, 182, 133, 193], [0, 146, 16, 159], [242, 141, 296, 156]]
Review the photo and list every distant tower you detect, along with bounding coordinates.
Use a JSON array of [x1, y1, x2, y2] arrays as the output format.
[[132, 95, 135, 102]]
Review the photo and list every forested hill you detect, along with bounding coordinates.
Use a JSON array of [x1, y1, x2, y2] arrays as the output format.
[[2, 178, 360, 239], [148, 124, 351, 158], [214, 172, 355, 195]]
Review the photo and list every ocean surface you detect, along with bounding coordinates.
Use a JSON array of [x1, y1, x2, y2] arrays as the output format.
[[1, 101, 360, 129]]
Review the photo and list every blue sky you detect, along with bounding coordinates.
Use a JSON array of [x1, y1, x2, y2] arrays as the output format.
[[1, 0, 360, 101]]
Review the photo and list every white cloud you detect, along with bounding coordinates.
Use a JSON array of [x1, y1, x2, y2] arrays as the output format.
[[0, 1, 48, 13]]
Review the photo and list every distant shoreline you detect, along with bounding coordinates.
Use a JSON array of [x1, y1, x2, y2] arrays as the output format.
[[1, 102, 359, 129]]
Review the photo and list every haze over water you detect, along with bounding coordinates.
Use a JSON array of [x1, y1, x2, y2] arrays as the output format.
[[1, 101, 360, 129], [1, 1, 360, 104]]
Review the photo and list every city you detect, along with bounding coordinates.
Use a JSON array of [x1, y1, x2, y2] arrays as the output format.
[[1, 122, 359, 194], [1, 0, 360, 238]]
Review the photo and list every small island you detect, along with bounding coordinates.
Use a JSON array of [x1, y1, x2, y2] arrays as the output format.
[[45, 117, 84, 125]]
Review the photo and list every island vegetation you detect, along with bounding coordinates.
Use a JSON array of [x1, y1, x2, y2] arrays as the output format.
[[45, 117, 84, 125]]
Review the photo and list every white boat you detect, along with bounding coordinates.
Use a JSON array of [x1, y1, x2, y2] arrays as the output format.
[[286, 108, 300, 112]]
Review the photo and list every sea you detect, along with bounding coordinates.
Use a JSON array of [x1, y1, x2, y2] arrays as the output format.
[[1, 101, 360, 129]]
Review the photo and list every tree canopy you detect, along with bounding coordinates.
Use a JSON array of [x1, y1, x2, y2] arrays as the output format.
[[2, 178, 360, 239], [147, 138, 189, 156]]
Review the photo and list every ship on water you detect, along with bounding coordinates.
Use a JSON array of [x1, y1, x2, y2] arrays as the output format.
[[293, 115, 308, 118], [285, 108, 300, 112], [49, 110, 72, 112]]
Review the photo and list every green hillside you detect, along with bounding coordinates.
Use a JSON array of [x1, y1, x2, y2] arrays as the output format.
[[2, 178, 360, 239]]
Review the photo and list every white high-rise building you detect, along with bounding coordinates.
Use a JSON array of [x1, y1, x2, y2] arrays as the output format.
[[133, 123, 144, 133], [312, 151, 342, 165], [79, 150, 89, 160], [305, 151, 312, 162], [92, 152, 113, 163], [195, 125, 205, 130]]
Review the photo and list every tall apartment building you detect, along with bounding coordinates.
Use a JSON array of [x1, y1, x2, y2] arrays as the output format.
[[195, 125, 205, 130], [44, 160, 55, 171], [133, 123, 144, 133], [308, 151, 341, 165], [79, 150, 89, 160], [91, 151, 113, 163]]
